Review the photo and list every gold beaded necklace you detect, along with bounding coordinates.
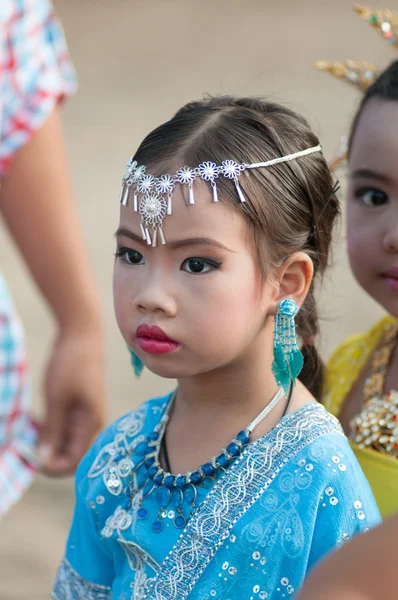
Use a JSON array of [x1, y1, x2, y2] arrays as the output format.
[[349, 320, 398, 457]]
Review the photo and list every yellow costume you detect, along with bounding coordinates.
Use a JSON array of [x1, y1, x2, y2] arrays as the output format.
[[324, 316, 398, 518]]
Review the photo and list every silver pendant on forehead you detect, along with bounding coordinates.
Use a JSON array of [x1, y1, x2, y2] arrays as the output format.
[[120, 162, 146, 208], [139, 192, 167, 247], [198, 161, 220, 202], [176, 166, 196, 205], [221, 160, 246, 203], [156, 174, 175, 215]]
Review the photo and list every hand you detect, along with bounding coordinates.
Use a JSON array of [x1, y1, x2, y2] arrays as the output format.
[[38, 328, 106, 476]]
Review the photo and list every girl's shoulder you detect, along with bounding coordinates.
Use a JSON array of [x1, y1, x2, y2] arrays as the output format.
[[256, 404, 380, 521], [283, 403, 373, 481], [323, 316, 396, 415], [75, 393, 172, 490], [292, 409, 379, 516]]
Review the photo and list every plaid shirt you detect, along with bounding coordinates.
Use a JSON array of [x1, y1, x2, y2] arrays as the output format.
[[0, 0, 76, 176], [0, 0, 76, 517], [0, 275, 38, 518]]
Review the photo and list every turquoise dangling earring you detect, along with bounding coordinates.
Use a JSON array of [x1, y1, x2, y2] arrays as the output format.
[[128, 347, 144, 378], [272, 299, 303, 395]]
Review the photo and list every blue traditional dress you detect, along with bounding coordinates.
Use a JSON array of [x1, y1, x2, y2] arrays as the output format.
[[52, 394, 380, 600]]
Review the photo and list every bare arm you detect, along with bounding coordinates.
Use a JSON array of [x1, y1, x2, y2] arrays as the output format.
[[0, 107, 100, 332], [0, 107, 106, 475], [298, 517, 398, 600]]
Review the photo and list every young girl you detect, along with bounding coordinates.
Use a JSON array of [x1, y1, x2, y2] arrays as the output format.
[[324, 60, 398, 518], [52, 97, 380, 600]]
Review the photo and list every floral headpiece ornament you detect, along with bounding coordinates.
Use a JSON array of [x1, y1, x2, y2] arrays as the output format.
[[119, 145, 322, 247]]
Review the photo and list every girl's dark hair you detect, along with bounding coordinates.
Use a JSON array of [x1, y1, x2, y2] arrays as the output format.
[[134, 96, 340, 398], [349, 60, 398, 154]]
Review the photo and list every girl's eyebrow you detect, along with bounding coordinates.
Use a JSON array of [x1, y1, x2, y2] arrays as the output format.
[[351, 168, 392, 184], [115, 228, 145, 244], [115, 227, 234, 252]]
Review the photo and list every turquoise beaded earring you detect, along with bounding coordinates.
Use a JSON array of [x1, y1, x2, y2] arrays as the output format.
[[128, 347, 144, 378], [272, 299, 303, 395]]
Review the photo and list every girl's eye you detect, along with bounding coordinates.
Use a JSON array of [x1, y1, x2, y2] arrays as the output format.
[[181, 258, 221, 274], [355, 188, 388, 207], [115, 247, 144, 265]]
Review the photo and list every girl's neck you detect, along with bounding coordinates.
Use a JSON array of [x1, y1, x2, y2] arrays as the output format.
[[164, 370, 284, 476], [163, 321, 303, 475], [175, 322, 278, 423]]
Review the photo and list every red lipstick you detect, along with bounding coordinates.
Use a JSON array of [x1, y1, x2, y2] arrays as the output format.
[[135, 324, 181, 355], [382, 267, 398, 290]]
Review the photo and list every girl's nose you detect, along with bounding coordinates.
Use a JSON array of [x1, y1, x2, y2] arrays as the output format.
[[382, 216, 398, 253], [133, 272, 177, 317]]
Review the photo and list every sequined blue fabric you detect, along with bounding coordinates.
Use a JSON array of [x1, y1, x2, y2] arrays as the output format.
[[52, 394, 381, 600]]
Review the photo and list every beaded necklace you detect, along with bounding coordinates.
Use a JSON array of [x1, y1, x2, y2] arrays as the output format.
[[129, 387, 285, 533]]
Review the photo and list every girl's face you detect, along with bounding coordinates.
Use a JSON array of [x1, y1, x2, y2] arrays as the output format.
[[347, 98, 398, 317], [113, 182, 278, 379]]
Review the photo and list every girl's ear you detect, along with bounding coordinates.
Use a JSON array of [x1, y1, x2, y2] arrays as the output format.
[[272, 252, 314, 310]]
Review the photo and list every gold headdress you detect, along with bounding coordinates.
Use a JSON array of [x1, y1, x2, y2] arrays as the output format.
[[353, 4, 398, 49], [315, 4, 398, 169]]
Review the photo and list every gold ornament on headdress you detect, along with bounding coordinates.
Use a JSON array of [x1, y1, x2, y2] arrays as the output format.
[[353, 4, 398, 49], [314, 4, 398, 169], [314, 59, 377, 92], [329, 136, 349, 171]]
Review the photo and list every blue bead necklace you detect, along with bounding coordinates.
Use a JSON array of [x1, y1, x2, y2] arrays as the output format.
[[130, 387, 285, 533]]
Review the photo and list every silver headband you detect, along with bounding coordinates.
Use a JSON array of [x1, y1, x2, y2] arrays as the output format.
[[120, 144, 322, 247]]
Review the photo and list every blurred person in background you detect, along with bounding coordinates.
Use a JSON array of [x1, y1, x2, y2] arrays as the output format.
[[324, 61, 398, 519], [0, 0, 105, 518], [297, 515, 398, 599]]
